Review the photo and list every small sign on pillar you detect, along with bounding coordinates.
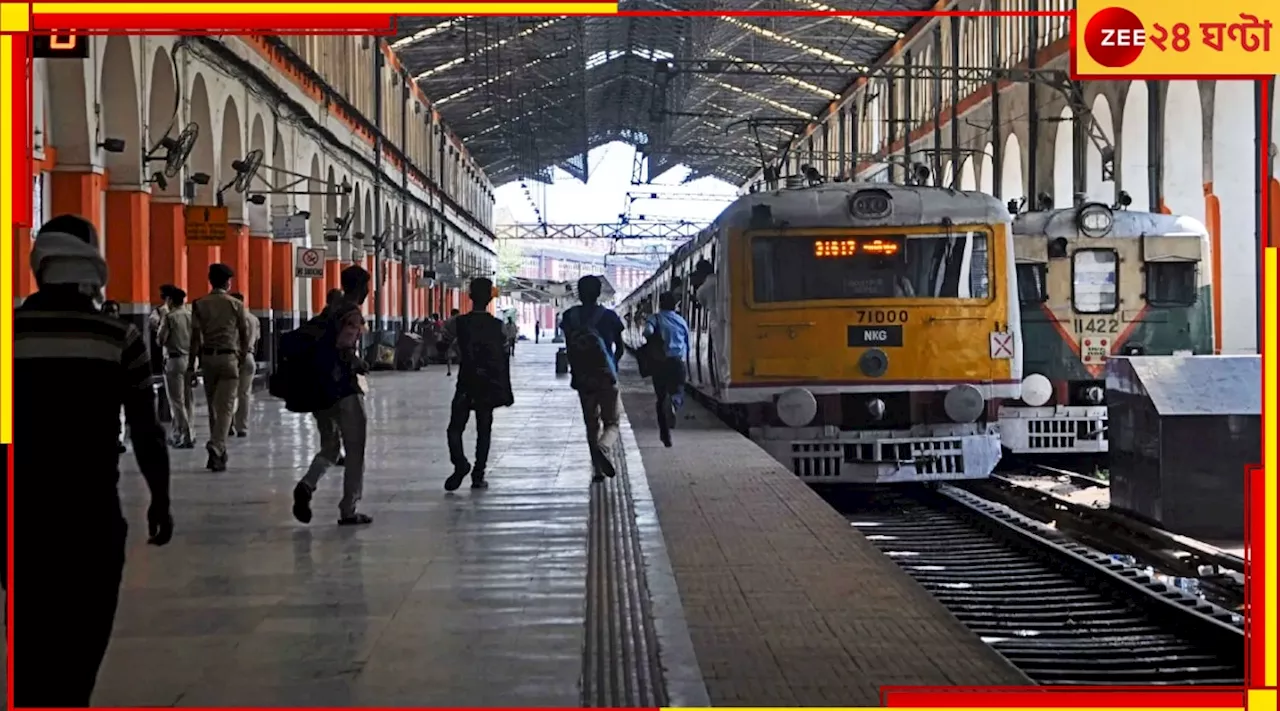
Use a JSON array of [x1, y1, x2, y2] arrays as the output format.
[[185, 205, 229, 243], [296, 246, 326, 279]]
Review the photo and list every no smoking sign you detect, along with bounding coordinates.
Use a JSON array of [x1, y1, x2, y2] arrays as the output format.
[[296, 246, 326, 279]]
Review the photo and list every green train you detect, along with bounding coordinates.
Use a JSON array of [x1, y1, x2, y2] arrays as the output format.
[[998, 202, 1214, 456]]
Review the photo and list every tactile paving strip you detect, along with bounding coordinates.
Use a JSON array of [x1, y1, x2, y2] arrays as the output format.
[[582, 441, 669, 708]]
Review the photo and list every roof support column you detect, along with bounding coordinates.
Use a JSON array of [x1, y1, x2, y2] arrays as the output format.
[[903, 51, 914, 174], [932, 25, 943, 186], [1146, 80, 1164, 212], [849, 104, 859, 179], [1026, 3, 1042, 205], [949, 15, 961, 189], [989, 11, 1003, 198], [887, 77, 899, 183], [837, 107, 847, 178]]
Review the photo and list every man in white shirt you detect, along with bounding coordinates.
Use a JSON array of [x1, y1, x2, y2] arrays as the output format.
[[230, 292, 260, 438]]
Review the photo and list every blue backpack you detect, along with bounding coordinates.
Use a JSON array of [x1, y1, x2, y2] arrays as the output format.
[[565, 306, 616, 391]]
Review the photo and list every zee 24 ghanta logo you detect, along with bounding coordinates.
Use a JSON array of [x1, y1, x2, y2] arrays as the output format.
[[1083, 6, 1273, 68]]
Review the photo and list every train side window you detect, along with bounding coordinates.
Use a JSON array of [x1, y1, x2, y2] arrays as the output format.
[[1016, 263, 1048, 304], [1071, 249, 1119, 314], [1145, 262, 1198, 306]]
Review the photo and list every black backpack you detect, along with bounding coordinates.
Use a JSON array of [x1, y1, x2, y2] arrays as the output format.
[[564, 306, 617, 391], [270, 310, 341, 413]]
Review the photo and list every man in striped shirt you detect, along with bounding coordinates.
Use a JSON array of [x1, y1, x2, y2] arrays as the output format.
[[10, 215, 175, 707]]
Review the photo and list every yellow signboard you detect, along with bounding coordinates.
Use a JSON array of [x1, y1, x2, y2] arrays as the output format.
[[184, 205, 229, 244], [1075, 0, 1278, 77]]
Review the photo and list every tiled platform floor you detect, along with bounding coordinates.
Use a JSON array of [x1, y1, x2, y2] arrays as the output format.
[[71, 343, 683, 707], [617, 358, 1031, 705]]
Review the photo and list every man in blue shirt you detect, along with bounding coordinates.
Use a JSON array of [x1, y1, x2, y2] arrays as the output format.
[[560, 275, 627, 483], [643, 291, 691, 447]]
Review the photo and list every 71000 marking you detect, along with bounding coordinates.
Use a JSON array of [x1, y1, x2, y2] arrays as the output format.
[[856, 309, 909, 324]]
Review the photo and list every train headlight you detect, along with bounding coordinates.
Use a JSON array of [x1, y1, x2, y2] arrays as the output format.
[[849, 189, 893, 219], [776, 387, 818, 428], [1021, 373, 1053, 407], [866, 398, 887, 421], [1077, 203, 1114, 237], [1082, 386, 1105, 405], [943, 384, 986, 424]]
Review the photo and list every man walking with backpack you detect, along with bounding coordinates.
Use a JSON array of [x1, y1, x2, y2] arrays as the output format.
[[441, 278, 513, 491], [643, 291, 690, 448], [290, 265, 373, 526], [559, 275, 627, 483]]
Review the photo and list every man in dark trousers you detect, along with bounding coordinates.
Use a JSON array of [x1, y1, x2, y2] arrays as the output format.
[[293, 266, 373, 526], [643, 291, 691, 447], [442, 278, 513, 491], [10, 215, 174, 707], [559, 275, 627, 483]]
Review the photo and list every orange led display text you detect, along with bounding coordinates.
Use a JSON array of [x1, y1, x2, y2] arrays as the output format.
[[813, 238, 901, 257]]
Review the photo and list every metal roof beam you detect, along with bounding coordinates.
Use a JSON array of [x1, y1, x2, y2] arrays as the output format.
[[390, 19, 459, 50], [705, 48, 837, 99], [783, 0, 904, 38], [413, 17, 567, 81], [689, 74, 812, 119], [716, 16, 868, 68], [435, 49, 578, 106]]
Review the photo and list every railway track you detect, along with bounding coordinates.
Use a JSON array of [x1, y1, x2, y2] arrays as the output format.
[[826, 485, 1244, 685], [975, 467, 1245, 613]]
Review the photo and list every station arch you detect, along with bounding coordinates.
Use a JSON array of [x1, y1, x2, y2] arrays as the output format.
[[959, 156, 977, 191], [1001, 133, 1024, 206], [978, 143, 994, 196], [1053, 106, 1073, 208], [1211, 80, 1258, 354], [100, 36, 142, 187], [1119, 81, 1149, 210]]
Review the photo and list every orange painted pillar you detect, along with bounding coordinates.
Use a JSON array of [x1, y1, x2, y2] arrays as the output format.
[[325, 259, 341, 296], [149, 200, 186, 294], [390, 261, 400, 321], [271, 239, 295, 327], [248, 233, 272, 314], [221, 223, 251, 300], [49, 170, 105, 233], [310, 273, 326, 316], [271, 241, 294, 318], [1204, 189, 1223, 353], [103, 189, 151, 307], [187, 244, 221, 299]]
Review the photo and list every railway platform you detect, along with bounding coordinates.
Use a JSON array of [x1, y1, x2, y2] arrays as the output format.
[[84, 342, 1026, 706]]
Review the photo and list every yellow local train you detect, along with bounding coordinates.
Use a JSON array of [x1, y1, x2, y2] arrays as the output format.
[[619, 179, 1022, 484]]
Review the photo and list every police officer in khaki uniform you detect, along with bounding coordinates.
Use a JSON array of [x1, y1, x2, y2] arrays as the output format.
[[230, 292, 260, 437], [188, 263, 249, 471], [158, 286, 195, 448]]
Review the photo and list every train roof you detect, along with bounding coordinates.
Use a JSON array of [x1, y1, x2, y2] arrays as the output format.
[[620, 182, 1012, 307], [1013, 207, 1209, 239]]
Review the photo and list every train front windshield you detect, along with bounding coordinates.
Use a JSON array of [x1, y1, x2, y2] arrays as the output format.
[[750, 231, 991, 303]]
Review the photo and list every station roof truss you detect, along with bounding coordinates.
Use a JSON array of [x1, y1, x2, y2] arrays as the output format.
[[390, 1, 928, 188], [495, 219, 710, 240]]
